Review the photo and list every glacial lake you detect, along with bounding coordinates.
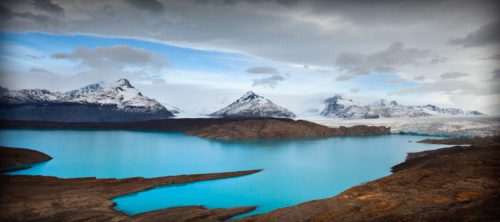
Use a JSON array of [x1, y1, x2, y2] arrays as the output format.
[[0, 129, 442, 217]]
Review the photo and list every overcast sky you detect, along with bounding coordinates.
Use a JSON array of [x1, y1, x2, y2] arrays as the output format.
[[0, 0, 499, 115]]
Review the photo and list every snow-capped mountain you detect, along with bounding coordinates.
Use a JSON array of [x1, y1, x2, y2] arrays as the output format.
[[320, 95, 368, 118], [320, 95, 483, 119], [210, 91, 296, 118], [0, 79, 174, 122]]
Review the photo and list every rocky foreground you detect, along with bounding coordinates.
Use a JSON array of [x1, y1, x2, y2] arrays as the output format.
[[0, 118, 391, 139], [236, 136, 500, 222], [0, 171, 260, 222], [0, 147, 261, 222]]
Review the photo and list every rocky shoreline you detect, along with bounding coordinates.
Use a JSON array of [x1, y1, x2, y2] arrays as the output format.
[[236, 136, 500, 221], [0, 145, 262, 221], [0, 118, 391, 139], [0, 146, 52, 173], [0, 173, 260, 222]]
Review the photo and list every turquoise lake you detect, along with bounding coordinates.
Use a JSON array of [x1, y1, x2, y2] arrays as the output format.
[[0, 129, 442, 217]]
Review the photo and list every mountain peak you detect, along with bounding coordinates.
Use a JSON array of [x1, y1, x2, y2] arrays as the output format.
[[210, 91, 295, 118], [242, 90, 259, 98], [238, 90, 262, 102], [324, 95, 343, 104], [112, 78, 133, 88]]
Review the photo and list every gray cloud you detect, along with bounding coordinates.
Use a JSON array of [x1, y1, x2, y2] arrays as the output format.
[[484, 54, 500, 60], [430, 56, 448, 64], [0, 5, 61, 27], [33, 0, 64, 15], [448, 19, 500, 47], [28, 68, 57, 76], [413, 75, 426, 81], [391, 80, 480, 95], [52, 45, 167, 72], [1, 0, 496, 68], [388, 78, 406, 84], [51, 45, 168, 84], [440, 72, 468, 79], [123, 0, 164, 14], [252, 74, 284, 88], [392, 77, 500, 96], [350, 88, 359, 93], [246, 66, 280, 75], [335, 42, 431, 80], [246, 66, 285, 87], [195, 0, 299, 6], [493, 69, 500, 80]]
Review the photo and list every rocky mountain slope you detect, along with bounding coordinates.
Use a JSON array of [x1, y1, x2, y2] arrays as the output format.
[[210, 91, 296, 118], [320, 95, 483, 119], [0, 79, 174, 122]]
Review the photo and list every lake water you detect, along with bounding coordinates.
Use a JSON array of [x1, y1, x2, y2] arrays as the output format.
[[0, 129, 442, 217]]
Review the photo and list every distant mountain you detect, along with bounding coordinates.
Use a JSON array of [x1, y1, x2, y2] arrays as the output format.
[[0, 79, 174, 122], [210, 91, 296, 118], [320, 95, 483, 119]]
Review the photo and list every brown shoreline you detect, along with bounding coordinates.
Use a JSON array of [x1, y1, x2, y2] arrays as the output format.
[[0, 144, 262, 221], [0, 118, 391, 139], [0, 146, 52, 173], [0, 170, 261, 221], [235, 136, 500, 222]]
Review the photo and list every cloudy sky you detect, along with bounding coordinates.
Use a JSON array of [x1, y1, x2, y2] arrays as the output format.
[[0, 0, 499, 115]]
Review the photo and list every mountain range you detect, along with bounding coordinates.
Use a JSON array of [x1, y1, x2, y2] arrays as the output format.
[[0, 80, 485, 122], [0, 79, 174, 122], [320, 95, 483, 119]]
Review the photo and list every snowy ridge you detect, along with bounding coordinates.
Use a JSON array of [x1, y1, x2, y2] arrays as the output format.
[[0, 88, 63, 104], [210, 91, 296, 118], [67, 79, 168, 112], [0, 79, 174, 121], [321, 95, 483, 119]]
